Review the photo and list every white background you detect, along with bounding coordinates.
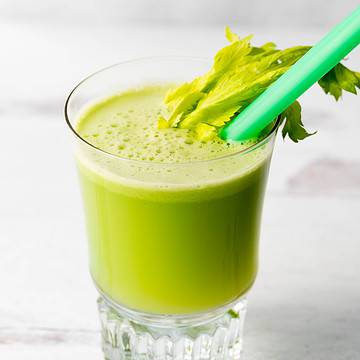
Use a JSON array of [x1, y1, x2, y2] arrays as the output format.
[[0, 1, 359, 359]]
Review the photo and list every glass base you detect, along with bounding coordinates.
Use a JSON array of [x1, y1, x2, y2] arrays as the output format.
[[98, 296, 247, 360]]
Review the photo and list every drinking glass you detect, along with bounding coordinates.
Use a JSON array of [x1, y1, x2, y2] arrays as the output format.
[[65, 57, 279, 360]]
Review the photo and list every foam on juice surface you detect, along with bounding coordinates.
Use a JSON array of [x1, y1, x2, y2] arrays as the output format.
[[76, 85, 252, 163]]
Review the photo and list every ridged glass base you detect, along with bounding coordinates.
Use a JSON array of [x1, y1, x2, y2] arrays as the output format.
[[98, 296, 247, 360]]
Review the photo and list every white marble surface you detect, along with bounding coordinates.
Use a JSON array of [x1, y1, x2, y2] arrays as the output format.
[[0, 19, 359, 360]]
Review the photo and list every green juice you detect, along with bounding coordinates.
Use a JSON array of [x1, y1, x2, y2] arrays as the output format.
[[75, 85, 273, 315]]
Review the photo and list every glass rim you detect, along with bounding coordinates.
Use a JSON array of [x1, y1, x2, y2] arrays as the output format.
[[64, 56, 280, 166]]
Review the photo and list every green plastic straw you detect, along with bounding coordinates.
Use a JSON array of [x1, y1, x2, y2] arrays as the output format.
[[220, 6, 360, 141]]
